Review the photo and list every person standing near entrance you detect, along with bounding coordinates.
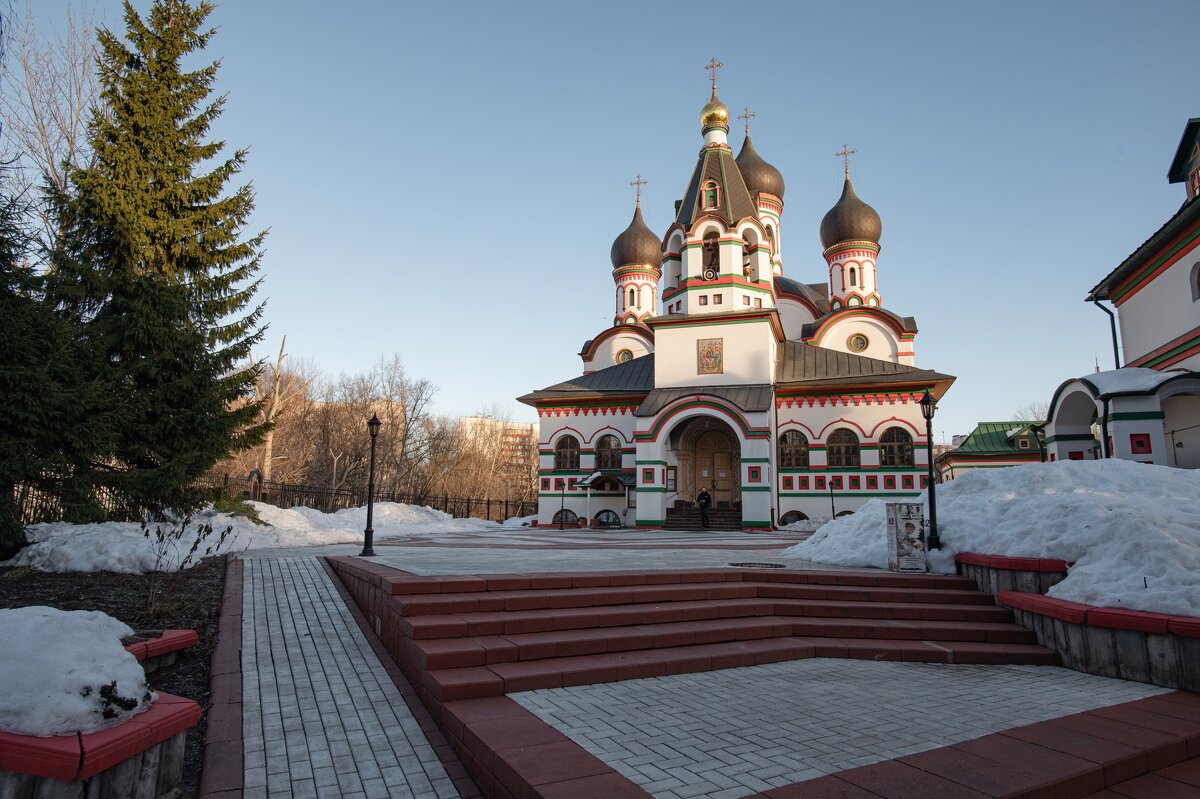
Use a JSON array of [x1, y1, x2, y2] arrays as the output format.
[[697, 487, 712, 528]]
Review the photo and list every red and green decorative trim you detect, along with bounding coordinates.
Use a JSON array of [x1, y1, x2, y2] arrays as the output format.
[[1126, 326, 1200, 369], [1110, 219, 1200, 305], [777, 392, 925, 408], [579, 325, 654, 362], [822, 241, 880, 259], [634, 398, 770, 442], [663, 276, 774, 302], [806, 308, 916, 346]]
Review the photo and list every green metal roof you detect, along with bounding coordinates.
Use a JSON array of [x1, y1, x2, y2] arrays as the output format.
[[952, 421, 1042, 455]]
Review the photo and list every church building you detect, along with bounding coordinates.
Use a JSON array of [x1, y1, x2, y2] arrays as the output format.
[[519, 65, 955, 530]]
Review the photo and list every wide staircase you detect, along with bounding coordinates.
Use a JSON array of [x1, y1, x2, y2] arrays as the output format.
[[369, 567, 1060, 703], [663, 505, 743, 530]]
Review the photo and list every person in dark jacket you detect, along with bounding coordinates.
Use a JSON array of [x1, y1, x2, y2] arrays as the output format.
[[697, 487, 712, 528]]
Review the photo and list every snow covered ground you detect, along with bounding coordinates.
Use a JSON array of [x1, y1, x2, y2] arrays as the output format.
[[0, 607, 152, 736], [784, 460, 1200, 617], [3, 501, 516, 574]]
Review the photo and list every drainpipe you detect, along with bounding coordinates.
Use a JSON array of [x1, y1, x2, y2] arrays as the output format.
[[1089, 298, 1121, 369], [1100, 398, 1111, 459]]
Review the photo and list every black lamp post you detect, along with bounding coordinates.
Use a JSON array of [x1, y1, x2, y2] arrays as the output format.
[[558, 479, 567, 530], [360, 413, 382, 557], [919, 391, 941, 550]]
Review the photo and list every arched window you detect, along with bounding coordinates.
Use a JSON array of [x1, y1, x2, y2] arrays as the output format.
[[702, 180, 720, 209], [595, 434, 622, 470], [629, 287, 636, 308], [879, 427, 914, 467], [1191, 262, 1200, 302], [554, 435, 580, 471], [703, 231, 720, 270], [849, 267, 858, 287], [765, 225, 776, 254], [778, 430, 809, 468], [826, 429, 860, 468], [778, 510, 808, 526]]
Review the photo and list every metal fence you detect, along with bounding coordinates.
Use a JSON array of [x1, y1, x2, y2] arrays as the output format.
[[15, 476, 534, 528], [202, 475, 535, 524]]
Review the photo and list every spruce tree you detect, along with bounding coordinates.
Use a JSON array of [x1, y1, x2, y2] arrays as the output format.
[[50, 0, 266, 514]]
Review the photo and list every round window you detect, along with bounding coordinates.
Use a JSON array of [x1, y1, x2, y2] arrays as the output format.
[[848, 334, 869, 352], [616, 349, 633, 363]]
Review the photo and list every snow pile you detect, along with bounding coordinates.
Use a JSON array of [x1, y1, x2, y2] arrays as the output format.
[[503, 515, 537, 527], [0, 607, 152, 737], [1084, 367, 1182, 395], [785, 460, 1200, 616], [6, 501, 502, 574]]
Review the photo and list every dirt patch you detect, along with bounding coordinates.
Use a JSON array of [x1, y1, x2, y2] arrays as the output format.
[[0, 556, 228, 798]]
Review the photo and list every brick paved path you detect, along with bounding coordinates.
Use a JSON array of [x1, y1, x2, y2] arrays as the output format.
[[513, 659, 1170, 799], [242, 557, 459, 799]]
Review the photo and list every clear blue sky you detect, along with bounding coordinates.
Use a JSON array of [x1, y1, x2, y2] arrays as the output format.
[[31, 0, 1200, 441]]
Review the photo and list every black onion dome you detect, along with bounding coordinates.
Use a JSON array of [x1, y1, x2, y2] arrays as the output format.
[[736, 135, 785, 200], [819, 177, 882, 249], [610, 203, 662, 269]]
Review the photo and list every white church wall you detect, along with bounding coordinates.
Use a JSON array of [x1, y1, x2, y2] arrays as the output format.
[[582, 329, 653, 373], [1116, 243, 1200, 368], [776, 299, 817, 340], [1163, 394, 1200, 468], [774, 394, 931, 524], [809, 316, 908, 364], [653, 318, 777, 387], [536, 409, 637, 526]]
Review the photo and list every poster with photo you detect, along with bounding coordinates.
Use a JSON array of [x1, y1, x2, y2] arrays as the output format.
[[885, 502, 927, 573]]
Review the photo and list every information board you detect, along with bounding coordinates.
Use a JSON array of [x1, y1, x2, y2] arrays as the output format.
[[885, 502, 928, 573]]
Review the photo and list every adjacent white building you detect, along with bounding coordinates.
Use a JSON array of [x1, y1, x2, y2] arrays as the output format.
[[1045, 118, 1200, 467]]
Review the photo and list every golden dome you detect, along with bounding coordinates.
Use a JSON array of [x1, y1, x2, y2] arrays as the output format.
[[701, 89, 730, 131]]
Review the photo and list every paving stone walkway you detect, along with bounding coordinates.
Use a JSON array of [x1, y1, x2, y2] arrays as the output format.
[[242, 557, 459, 799], [513, 658, 1172, 799]]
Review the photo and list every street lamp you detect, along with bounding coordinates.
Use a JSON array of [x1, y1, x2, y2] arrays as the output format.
[[360, 413, 382, 557], [919, 390, 941, 550]]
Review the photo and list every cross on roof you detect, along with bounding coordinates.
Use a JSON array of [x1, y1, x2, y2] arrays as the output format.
[[629, 173, 647, 205], [704, 57, 722, 93], [834, 143, 857, 178], [737, 106, 756, 135]]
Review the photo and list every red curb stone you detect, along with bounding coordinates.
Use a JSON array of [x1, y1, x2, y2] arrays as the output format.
[[1087, 705, 1200, 756], [1136, 693, 1200, 723], [1088, 607, 1174, 635], [493, 740, 610, 796], [1168, 617, 1200, 638], [202, 700, 241, 745], [425, 667, 504, 702], [208, 671, 241, 706], [418, 639, 488, 670], [839, 759, 992, 798], [144, 629, 199, 659], [533, 771, 653, 798], [197, 739, 242, 794], [506, 631, 566, 661], [1102, 772, 1200, 798], [763, 775, 881, 797], [475, 636, 520, 664], [0, 730, 81, 781], [1001, 720, 1150, 785], [1157, 757, 1200, 787], [465, 715, 567, 773], [949, 732, 1106, 796], [1048, 713, 1190, 769]]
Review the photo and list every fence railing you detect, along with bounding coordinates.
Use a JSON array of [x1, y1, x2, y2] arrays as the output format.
[[14, 476, 535, 528], [200, 474, 535, 524]]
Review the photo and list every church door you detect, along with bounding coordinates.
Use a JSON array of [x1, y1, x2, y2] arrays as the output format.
[[695, 430, 734, 508]]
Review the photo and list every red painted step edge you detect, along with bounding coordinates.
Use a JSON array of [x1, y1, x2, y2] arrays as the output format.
[[124, 629, 199, 662], [0, 691, 200, 782], [997, 591, 1200, 637], [957, 551, 1071, 573]]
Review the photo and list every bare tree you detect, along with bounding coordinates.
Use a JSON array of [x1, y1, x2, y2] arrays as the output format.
[[252, 336, 318, 481], [1012, 400, 1050, 422], [0, 1, 100, 239]]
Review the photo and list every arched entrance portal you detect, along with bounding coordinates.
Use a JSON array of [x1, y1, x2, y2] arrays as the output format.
[[671, 417, 741, 510]]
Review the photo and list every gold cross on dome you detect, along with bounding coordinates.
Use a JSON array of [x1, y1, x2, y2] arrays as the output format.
[[704, 57, 723, 93], [737, 106, 757, 135], [629, 173, 647, 204], [834, 143, 857, 178]]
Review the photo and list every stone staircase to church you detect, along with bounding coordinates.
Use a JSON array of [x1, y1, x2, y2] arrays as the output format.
[[663, 506, 743, 531], [327, 564, 1061, 705]]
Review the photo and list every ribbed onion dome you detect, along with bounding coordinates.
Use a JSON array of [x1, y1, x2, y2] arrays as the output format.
[[700, 88, 730, 131], [610, 203, 662, 269], [819, 177, 882, 249], [736, 135, 785, 200]]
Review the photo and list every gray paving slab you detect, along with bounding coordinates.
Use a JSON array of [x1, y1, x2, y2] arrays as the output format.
[[513, 658, 1171, 799], [242, 557, 459, 798]]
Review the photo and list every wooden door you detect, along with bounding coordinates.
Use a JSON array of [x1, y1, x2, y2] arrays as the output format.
[[695, 430, 733, 507]]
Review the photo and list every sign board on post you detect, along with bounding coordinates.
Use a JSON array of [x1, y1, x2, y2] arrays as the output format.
[[885, 502, 928, 573]]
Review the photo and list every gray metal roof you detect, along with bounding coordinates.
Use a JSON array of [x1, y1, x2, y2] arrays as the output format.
[[516, 354, 655, 405], [775, 276, 830, 314], [1089, 195, 1200, 301], [775, 340, 953, 388], [634, 384, 774, 417], [675, 146, 758, 228]]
